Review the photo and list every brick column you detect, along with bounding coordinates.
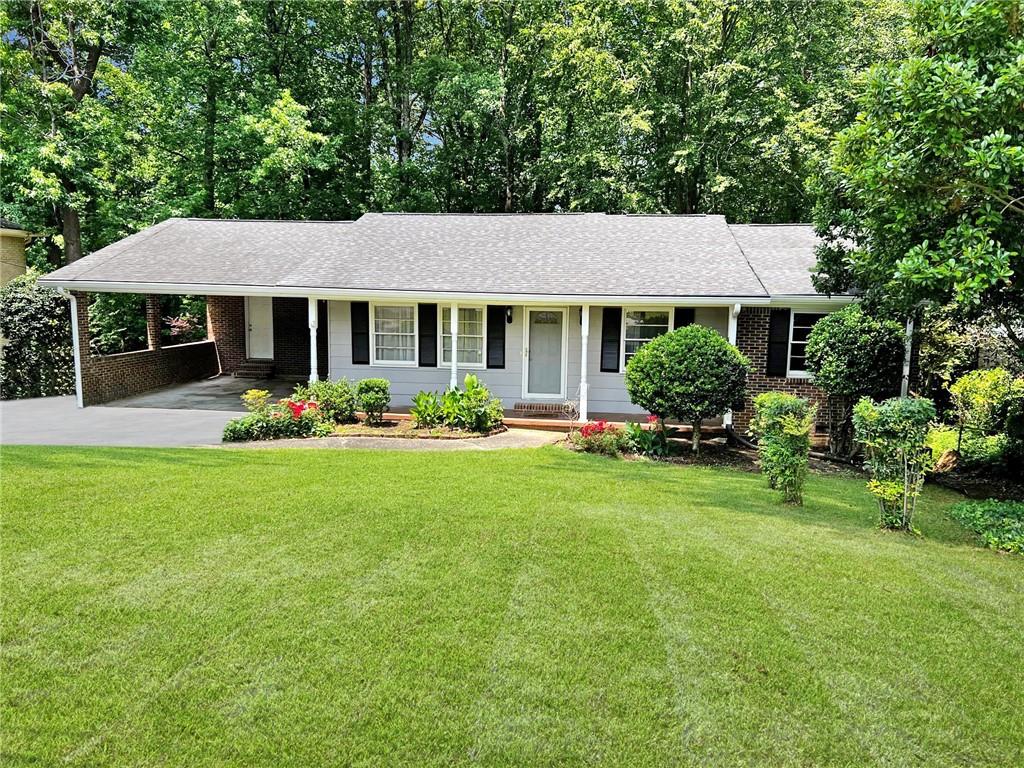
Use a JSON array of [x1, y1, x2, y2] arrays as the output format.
[[145, 295, 162, 350], [206, 295, 247, 374]]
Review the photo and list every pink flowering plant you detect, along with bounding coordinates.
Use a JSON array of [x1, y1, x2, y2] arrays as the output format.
[[223, 390, 332, 442], [571, 420, 629, 456]]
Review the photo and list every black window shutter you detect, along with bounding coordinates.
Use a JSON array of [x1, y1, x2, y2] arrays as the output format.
[[766, 308, 791, 377], [418, 304, 437, 367], [486, 306, 506, 369], [600, 307, 622, 372], [674, 307, 695, 329], [351, 301, 370, 365]]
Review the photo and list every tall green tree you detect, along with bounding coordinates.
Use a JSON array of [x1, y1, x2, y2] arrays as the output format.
[[813, 0, 1024, 357]]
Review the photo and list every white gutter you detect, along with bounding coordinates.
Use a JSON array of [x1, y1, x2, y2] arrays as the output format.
[[36, 278, 853, 307]]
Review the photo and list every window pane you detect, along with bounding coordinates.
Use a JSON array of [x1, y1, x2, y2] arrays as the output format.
[[442, 307, 485, 364], [374, 305, 415, 362], [623, 310, 669, 363]]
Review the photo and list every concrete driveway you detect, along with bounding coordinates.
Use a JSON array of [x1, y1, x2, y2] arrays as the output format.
[[0, 396, 239, 447]]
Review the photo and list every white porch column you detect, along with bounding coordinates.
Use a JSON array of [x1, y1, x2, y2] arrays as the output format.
[[68, 292, 84, 408], [307, 297, 319, 383], [900, 317, 914, 397], [449, 302, 458, 390], [724, 303, 741, 427], [579, 304, 590, 421]]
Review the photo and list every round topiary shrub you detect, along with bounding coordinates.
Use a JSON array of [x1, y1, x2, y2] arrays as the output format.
[[624, 325, 749, 454], [805, 304, 905, 457]]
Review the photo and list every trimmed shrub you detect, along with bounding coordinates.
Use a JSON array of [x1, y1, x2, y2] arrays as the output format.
[[750, 392, 815, 505], [853, 396, 936, 531], [410, 390, 443, 428], [439, 374, 504, 432], [948, 499, 1024, 555], [926, 426, 1008, 469], [624, 325, 749, 455], [0, 272, 74, 399], [571, 420, 629, 456], [805, 304, 905, 457], [293, 378, 357, 424], [357, 378, 391, 424]]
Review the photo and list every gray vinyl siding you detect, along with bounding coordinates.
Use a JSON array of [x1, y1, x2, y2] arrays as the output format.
[[327, 301, 730, 415]]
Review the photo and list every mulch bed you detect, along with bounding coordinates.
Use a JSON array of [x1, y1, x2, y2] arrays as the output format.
[[332, 421, 506, 440], [930, 470, 1024, 501]]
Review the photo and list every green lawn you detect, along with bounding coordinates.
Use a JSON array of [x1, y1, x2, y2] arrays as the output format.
[[2, 446, 1022, 767]]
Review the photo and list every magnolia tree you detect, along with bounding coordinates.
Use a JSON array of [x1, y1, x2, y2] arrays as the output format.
[[813, 0, 1023, 359], [625, 325, 749, 455], [805, 305, 905, 457]]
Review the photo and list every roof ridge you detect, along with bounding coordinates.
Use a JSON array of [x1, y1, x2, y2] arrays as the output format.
[[726, 222, 770, 298], [182, 217, 355, 224]]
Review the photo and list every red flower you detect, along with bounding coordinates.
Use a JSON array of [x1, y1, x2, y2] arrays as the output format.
[[647, 414, 660, 424], [580, 420, 611, 438]]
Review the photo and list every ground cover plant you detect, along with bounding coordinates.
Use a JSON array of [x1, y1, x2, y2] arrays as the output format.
[[3, 446, 1022, 767], [948, 499, 1024, 555]]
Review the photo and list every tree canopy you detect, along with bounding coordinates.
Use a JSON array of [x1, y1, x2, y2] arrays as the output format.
[[812, 0, 1024, 356], [2, 0, 911, 268]]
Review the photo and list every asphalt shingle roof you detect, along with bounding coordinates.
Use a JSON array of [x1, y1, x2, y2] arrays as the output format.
[[40, 213, 831, 299]]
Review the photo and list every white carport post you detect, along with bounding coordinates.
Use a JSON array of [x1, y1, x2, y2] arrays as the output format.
[[68, 292, 84, 408], [723, 302, 741, 427], [900, 317, 914, 397], [579, 305, 590, 421], [449, 302, 459, 390], [307, 297, 319, 383]]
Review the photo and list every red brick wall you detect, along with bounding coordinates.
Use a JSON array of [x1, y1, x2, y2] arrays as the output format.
[[733, 307, 828, 434], [73, 292, 220, 406], [206, 295, 246, 374], [272, 297, 328, 378]]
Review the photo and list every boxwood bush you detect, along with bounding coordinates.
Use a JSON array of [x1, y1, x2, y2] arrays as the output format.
[[750, 392, 816, 505], [624, 325, 748, 455], [356, 378, 391, 424], [293, 378, 357, 424]]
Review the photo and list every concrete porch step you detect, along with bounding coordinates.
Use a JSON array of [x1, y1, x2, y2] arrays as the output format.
[[234, 359, 276, 379]]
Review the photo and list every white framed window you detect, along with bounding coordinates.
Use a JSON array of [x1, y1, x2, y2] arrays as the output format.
[[370, 303, 417, 366], [440, 306, 486, 367], [787, 312, 827, 377], [621, 308, 671, 368]]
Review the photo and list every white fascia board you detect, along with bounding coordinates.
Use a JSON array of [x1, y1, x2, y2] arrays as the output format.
[[35, 278, 773, 306], [767, 294, 856, 309]]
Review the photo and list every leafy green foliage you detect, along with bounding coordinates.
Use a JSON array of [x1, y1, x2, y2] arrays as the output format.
[[410, 391, 443, 429], [853, 396, 937, 530], [813, 0, 1024, 355], [2, 0, 910, 272], [356, 378, 391, 425], [624, 326, 748, 455], [623, 421, 676, 458], [805, 304, 906, 456], [949, 368, 1023, 437], [293, 379, 358, 425], [948, 499, 1024, 555], [0, 272, 74, 399], [438, 374, 504, 433], [750, 392, 816, 505], [223, 392, 331, 442], [926, 426, 1009, 470]]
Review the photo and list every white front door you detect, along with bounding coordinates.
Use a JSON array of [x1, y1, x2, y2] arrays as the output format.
[[245, 296, 274, 359], [523, 308, 566, 399]]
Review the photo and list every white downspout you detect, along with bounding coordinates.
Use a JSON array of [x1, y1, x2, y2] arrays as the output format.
[[901, 317, 914, 397], [580, 305, 590, 421], [68, 292, 84, 408], [449, 302, 458, 390], [307, 297, 319, 383], [724, 302, 741, 427]]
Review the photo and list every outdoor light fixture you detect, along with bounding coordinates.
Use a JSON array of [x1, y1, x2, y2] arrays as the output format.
[[505, 306, 513, 324]]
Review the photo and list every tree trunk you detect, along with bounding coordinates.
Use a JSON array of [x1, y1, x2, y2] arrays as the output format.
[[203, 71, 217, 215], [60, 205, 83, 263], [692, 421, 701, 454]]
